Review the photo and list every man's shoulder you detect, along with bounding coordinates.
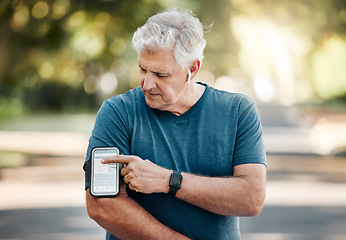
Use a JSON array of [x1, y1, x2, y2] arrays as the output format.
[[108, 87, 142, 103], [95, 87, 144, 119], [208, 85, 255, 108], [104, 87, 143, 109]]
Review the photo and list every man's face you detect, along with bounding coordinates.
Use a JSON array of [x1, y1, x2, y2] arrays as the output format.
[[137, 49, 189, 114]]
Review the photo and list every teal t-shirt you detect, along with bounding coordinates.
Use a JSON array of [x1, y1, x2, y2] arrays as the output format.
[[85, 83, 266, 240]]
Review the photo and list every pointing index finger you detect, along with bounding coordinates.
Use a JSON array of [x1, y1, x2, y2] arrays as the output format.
[[102, 155, 132, 165]]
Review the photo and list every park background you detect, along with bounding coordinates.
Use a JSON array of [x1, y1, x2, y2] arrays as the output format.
[[0, 0, 345, 239]]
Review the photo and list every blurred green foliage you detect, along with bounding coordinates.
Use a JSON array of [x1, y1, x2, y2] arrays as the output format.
[[0, 0, 345, 118], [0, 0, 166, 117]]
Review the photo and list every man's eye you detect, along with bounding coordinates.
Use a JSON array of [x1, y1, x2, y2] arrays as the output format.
[[157, 74, 167, 78], [139, 67, 146, 72]]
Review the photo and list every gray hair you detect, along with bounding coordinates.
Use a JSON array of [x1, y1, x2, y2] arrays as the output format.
[[131, 8, 207, 68]]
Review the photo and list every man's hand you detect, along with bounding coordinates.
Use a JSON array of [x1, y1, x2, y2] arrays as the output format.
[[102, 155, 171, 194]]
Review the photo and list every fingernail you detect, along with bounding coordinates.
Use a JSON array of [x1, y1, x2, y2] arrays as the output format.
[[100, 159, 105, 163]]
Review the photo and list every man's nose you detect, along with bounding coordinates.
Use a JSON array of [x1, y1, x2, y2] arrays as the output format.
[[142, 72, 156, 90]]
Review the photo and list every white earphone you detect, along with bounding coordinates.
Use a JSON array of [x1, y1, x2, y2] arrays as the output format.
[[187, 70, 191, 85]]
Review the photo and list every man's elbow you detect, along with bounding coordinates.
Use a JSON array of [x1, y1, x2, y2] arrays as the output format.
[[243, 193, 265, 217], [86, 192, 109, 223], [246, 202, 264, 217], [86, 200, 102, 222]]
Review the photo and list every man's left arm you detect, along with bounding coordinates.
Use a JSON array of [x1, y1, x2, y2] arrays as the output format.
[[175, 163, 266, 216], [103, 156, 266, 217]]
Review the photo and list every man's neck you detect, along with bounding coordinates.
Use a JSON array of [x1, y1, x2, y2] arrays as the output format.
[[170, 83, 206, 116]]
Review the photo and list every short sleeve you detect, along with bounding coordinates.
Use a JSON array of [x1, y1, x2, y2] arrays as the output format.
[[233, 97, 267, 167], [84, 98, 132, 164]]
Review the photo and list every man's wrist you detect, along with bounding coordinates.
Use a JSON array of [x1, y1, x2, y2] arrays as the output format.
[[162, 169, 172, 193]]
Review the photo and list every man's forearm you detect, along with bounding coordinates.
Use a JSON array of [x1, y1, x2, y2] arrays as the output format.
[[175, 164, 266, 217], [86, 188, 190, 240]]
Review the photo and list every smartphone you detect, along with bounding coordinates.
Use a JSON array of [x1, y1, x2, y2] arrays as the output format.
[[90, 147, 120, 197]]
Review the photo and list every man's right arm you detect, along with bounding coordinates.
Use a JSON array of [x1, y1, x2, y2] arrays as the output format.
[[85, 100, 189, 239], [86, 184, 190, 240]]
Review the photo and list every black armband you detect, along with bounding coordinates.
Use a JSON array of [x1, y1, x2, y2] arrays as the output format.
[[83, 160, 90, 191]]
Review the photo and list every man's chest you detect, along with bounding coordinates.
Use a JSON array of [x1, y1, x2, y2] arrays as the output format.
[[129, 117, 237, 176]]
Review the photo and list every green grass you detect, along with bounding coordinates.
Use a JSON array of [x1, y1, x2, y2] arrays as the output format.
[[0, 152, 28, 168], [0, 113, 96, 133]]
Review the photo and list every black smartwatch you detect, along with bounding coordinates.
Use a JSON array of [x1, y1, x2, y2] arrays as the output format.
[[168, 170, 183, 195]]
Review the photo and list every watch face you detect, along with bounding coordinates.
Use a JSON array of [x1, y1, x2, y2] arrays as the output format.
[[170, 173, 182, 188]]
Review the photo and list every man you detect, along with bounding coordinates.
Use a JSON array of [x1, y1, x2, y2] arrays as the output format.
[[85, 8, 266, 240]]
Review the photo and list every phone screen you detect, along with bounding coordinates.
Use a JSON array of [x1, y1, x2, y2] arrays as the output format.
[[90, 147, 120, 197]]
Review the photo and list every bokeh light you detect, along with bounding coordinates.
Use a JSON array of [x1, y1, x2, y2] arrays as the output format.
[[32, 1, 49, 19], [52, 0, 70, 19], [99, 72, 118, 95], [253, 75, 274, 102], [10, 5, 29, 31]]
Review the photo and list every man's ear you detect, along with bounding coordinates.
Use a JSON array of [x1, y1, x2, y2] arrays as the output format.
[[190, 59, 201, 74], [186, 59, 201, 85], [188, 59, 201, 80]]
